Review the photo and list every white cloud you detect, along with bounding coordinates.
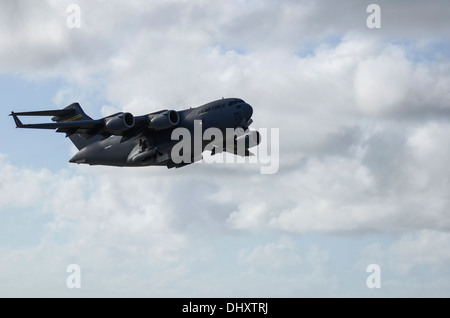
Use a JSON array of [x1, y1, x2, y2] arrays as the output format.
[[354, 46, 411, 115], [2, 0, 450, 297], [358, 229, 450, 296], [236, 238, 340, 296], [239, 238, 302, 274], [0, 155, 188, 279], [389, 230, 450, 272]]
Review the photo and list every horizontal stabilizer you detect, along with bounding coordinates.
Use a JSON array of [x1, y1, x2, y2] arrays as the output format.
[[10, 109, 75, 117], [10, 102, 107, 150], [9, 119, 103, 130]]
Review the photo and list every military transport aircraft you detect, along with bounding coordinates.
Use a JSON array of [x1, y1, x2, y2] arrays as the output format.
[[10, 98, 260, 168]]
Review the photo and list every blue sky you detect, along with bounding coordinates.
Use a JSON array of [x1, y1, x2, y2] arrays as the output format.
[[1, 75, 66, 168], [1, 0, 450, 298]]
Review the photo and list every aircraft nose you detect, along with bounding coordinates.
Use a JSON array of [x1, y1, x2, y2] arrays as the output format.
[[243, 103, 253, 120]]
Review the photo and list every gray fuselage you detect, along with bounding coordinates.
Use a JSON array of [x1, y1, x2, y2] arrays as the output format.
[[69, 98, 254, 167]]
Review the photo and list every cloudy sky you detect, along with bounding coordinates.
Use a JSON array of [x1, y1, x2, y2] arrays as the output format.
[[1, 0, 450, 297]]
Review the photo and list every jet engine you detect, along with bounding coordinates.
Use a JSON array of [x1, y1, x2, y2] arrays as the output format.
[[104, 112, 135, 135], [235, 130, 261, 149], [149, 110, 180, 130]]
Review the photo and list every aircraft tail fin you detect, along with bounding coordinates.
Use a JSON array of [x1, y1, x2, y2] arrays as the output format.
[[10, 112, 24, 128], [50, 102, 91, 122], [52, 103, 102, 150]]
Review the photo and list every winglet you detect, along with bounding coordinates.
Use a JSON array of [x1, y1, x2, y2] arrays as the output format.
[[9, 112, 23, 128]]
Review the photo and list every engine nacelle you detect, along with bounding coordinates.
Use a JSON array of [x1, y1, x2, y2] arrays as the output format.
[[105, 112, 135, 135], [149, 110, 180, 130], [235, 130, 261, 149]]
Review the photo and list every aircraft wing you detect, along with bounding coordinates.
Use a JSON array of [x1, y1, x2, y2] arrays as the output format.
[[208, 129, 260, 157], [212, 146, 255, 157]]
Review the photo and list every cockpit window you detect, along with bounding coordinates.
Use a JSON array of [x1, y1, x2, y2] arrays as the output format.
[[229, 99, 244, 106], [198, 107, 211, 115]]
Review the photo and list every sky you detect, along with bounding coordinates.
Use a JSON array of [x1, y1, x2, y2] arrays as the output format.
[[1, 0, 450, 297]]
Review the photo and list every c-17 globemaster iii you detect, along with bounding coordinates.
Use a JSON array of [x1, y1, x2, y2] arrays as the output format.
[[10, 98, 260, 169]]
